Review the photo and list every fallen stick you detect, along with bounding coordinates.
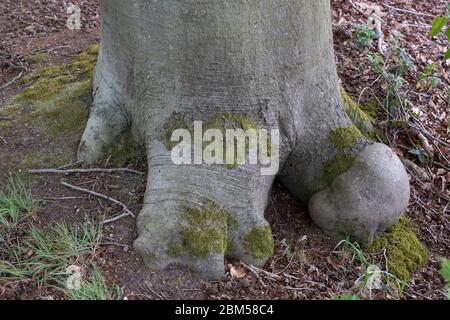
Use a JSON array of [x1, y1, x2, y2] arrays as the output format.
[[29, 167, 144, 175], [0, 70, 25, 90], [61, 180, 135, 218], [240, 262, 267, 287], [381, 3, 434, 18], [241, 262, 282, 283], [101, 212, 132, 225]]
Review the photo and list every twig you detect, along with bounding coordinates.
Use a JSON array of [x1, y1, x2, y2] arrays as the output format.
[[43, 196, 84, 201], [29, 167, 144, 175], [101, 212, 132, 225], [285, 286, 312, 291], [381, 3, 434, 18], [0, 70, 25, 90], [61, 180, 135, 218], [57, 161, 83, 170], [241, 262, 282, 281], [240, 263, 267, 287], [26, 45, 71, 56]]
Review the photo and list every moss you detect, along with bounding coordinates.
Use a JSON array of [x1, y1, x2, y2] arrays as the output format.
[[167, 242, 183, 258], [1, 104, 22, 117], [340, 86, 374, 133], [161, 111, 261, 160], [321, 153, 356, 187], [162, 112, 190, 150], [203, 113, 260, 169], [20, 66, 66, 85], [1, 44, 99, 172], [174, 202, 236, 258], [85, 44, 100, 55], [387, 120, 408, 129], [242, 226, 274, 260], [66, 53, 97, 78], [360, 100, 382, 118], [21, 147, 74, 168], [19, 73, 38, 85], [365, 216, 428, 282], [6, 44, 99, 137], [330, 126, 363, 148], [106, 129, 135, 166], [27, 52, 49, 63], [14, 75, 77, 102], [19, 80, 92, 137]]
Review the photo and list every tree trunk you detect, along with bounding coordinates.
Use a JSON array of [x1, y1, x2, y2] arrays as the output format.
[[78, 0, 410, 279]]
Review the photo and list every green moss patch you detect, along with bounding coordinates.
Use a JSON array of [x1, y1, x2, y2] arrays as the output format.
[[243, 226, 274, 260], [162, 112, 190, 150], [27, 52, 49, 64], [330, 126, 363, 148], [204, 113, 259, 169], [321, 153, 356, 187], [2, 45, 100, 169], [106, 129, 135, 167], [340, 86, 375, 133], [169, 202, 237, 258], [360, 100, 382, 118], [365, 216, 428, 281], [162, 112, 267, 169]]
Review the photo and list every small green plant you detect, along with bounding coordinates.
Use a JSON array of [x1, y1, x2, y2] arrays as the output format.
[[354, 24, 377, 50], [334, 239, 408, 299], [440, 257, 450, 299], [408, 147, 432, 164], [389, 32, 416, 76], [334, 292, 361, 300], [417, 63, 441, 90], [63, 265, 123, 300], [430, 3, 450, 60], [0, 176, 36, 230], [297, 250, 306, 268]]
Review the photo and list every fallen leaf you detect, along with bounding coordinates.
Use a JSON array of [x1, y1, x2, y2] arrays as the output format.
[[230, 265, 246, 279]]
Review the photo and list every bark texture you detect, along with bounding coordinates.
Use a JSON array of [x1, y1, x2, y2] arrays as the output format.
[[78, 0, 410, 279]]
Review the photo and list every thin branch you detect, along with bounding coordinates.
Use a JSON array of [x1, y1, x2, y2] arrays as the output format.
[[381, 3, 434, 18], [0, 70, 25, 90], [101, 212, 133, 225], [61, 180, 135, 218], [29, 167, 144, 175]]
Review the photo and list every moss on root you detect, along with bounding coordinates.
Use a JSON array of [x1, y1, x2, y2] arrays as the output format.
[[321, 153, 356, 187], [365, 216, 428, 281], [340, 86, 375, 133], [170, 202, 236, 258], [167, 242, 183, 258], [162, 112, 190, 150], [242, 226, 274, 261], [360, 100, 382, 118], [106, 129, 135, 166], [204, 113, 260, 169], [330, 126, 363, 148], [162, 111, 266, 169]]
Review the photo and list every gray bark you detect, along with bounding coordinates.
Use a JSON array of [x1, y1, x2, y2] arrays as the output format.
[[78, 0, 410, 279]]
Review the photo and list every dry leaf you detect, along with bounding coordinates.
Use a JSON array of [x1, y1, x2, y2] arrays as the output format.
[[230, 265, 246, 279]]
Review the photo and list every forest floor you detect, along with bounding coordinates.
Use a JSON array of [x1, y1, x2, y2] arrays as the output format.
[[0, 0, 448, 300]]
